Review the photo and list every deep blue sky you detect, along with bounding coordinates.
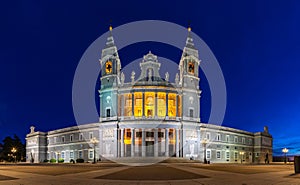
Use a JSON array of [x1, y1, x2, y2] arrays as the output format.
[[0, 0, 300, 156]]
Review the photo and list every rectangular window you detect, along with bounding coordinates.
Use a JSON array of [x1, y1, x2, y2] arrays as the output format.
[[226, 135, 229, 142], [234, 136, 238, 143], [249, 138, 252, 145], [134, 92, 143, 117], [89, 132, 93, 139], [158, 132, 164, 138], [157, 92, 166, 117], [62, 136, 65, 143], [242, 137, 245, 144], [234, 152, 238, 159], [256, 152, 260, 157], [206, 132, 210, 140], [70, 135, 73, 142], [89, 150, 94, 159], [217, 134, 221, 141], [124, 94, 132, 116], [106, 108, 111, 117], [54, 137, 57, 143], [206, 150, 211, 159], [61, 151, 65, 159], [226, 151, 230, 159], [78, 151, 83, 159], [168, 93, 176, 117], [189, 109, 194, 117], [216, 151, 221, 159], [79, 133, 83, 141], [70, 151, 74, 159]]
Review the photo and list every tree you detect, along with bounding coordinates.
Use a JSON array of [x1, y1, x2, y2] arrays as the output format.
[[0, 134, 25, 162]]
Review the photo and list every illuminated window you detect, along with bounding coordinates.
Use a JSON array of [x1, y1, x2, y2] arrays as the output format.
[[168, 93, 176, 117], [145, 92, 155, 117], [178, 95, 182, 117], [124, 129, 132, 145], [134, 92, 142, 117], [124, 94, 132, 116], [157, 92, 166, 117]]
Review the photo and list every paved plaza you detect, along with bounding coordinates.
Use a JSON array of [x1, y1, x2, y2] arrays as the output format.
[[0, 162, 299, 185]]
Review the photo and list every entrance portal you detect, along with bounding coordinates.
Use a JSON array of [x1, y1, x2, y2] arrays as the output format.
[[146, 141, 154, 157]]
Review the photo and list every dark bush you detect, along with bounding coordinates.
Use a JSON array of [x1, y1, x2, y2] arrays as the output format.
[[70, 159, 75, 164], [43, 159, 49, 163], [76, 158, 84, 163]]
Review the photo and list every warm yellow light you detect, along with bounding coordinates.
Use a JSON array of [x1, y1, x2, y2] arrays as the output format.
[[109, 25, 113, 31], [145, 92, 155, 117], [168, 93, 176, 117], [157, 92, 166, 117], [282, 148, 288, 153], [134, 92, 143, 117], [188, 26, 191, 32]]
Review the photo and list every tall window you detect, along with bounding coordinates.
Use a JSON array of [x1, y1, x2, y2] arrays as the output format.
[[242, 137, 245, 144], [234, 136, 238, 143], [61, 151, 65, 159], [206, 132, 210, 140], [226, 135, 229, 142], [106, 108, 111, 117], [226, 151, 230, 159], [78, 151, 83, 159], [217, 134, 221, 141], [124, 94, 132, 116], [216, 151, 221, 159], [70, 135, 73, 142], [134, 92, 142, 117], [89, 150, 94, 159], [89, 132, 93, 139], [70, 151, 74, 159], [234, 152, 238, 159], [168, 93, 176, 117], [61, 136, 65, 143], [157, 92, 166, 117], [178, 95, 182, 117], [206, 150, 211, 159], [79, 133, 83, 141], [189, 109, 194, 118], [145, 92, 155, 117]]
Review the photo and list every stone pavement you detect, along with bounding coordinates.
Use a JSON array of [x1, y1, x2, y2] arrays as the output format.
[[0, 163, 299, 185]]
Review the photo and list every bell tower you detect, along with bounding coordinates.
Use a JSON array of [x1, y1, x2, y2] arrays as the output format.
[[99, 26, 121, 121], [179, 26, 201, 121]]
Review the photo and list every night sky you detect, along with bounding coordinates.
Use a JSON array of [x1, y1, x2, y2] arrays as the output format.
[[1, 0, 300, 156]]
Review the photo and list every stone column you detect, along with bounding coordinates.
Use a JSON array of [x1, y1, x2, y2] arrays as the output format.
[[154, 128, 158, 157], [197, 129, 201, 159], [99, 129, 103, 158], [155, 93, 158, 118], [176, 95, 178, 117], [165, 128, 169, 157], [166, 93, 169, 118], [142, 92, 145, 117], [131, 128, 135, 157], [142, 128, 146, 157], [120, 128, 124, 157], [114, 128, 118, 157], [131, 93, 134, 117], [176, 129, 180, 157]]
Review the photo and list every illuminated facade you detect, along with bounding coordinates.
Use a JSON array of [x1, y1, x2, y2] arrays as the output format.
[[25, 27, 273, 164]]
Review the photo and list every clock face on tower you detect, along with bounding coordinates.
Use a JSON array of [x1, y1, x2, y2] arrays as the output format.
[[105, 61, 112, 74], [188, 61, 195, 74]]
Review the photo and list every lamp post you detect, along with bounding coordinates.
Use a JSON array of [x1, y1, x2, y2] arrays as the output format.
[[90, 137, 99, 164], [282, 148, 288, 164], [239, 151, 245, 164], [11, 147, 17, 163], [201, 138, 208, 164]]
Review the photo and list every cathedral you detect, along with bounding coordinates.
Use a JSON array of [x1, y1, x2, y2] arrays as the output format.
[[26, 26, 273, 164]]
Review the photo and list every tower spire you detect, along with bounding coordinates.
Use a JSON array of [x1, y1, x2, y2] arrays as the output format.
[[105, 24, 115, 48], [185, 25, 196, 49]]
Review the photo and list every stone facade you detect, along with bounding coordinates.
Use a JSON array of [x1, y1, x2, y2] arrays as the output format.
[[26, 27, 272, 163]]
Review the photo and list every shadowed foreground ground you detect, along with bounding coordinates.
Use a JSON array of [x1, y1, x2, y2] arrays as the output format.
[[0, 162, 298, 185]]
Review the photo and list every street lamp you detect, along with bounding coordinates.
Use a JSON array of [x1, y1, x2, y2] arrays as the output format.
[[282, 148, 288, 164], [11, 147, 17, 163], [90, 137, 99, 164], [201, 138, 208, 164], [239, 151, 245, 164]]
